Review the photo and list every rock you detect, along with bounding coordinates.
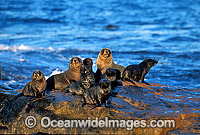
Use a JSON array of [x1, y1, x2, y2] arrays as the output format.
[[0, 82, 199, 134]]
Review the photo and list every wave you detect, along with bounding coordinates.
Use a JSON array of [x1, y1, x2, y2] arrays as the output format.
[[2, 44, 199, 56], [0, 44, 33, 52], [0, 44, 57, 52], [0, 44, 170, 56]]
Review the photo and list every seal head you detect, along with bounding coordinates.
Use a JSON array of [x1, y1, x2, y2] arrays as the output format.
[[69, 57, 82, 71], [104, 68, 116, 82]]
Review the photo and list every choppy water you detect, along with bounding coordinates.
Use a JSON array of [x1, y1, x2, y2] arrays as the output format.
[[0, 0, 200, 93]]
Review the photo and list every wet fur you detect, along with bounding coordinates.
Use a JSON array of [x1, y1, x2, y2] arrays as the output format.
[[46, 57, 82, 90], [65, 64, 95, 95], [101, 68, 122, 89], [21, 70, 46, 97], [122, 59, 158, 84], [83, 58, 93, 72], [83, 58, 99, 83], [82, 79, 111, 106]]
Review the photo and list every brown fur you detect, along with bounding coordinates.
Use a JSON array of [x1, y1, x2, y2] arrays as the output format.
[[46, 57, 82, 90], [96, 48, 125, 81], [21, 70, 46, 97]]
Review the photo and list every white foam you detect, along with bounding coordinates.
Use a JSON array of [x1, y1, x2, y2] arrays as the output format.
[[0, 44, 33, 52], [17, 44, 32, 50], [57, 48, 65, 51], [0, 34, 10, 37], [45, 68, 64, 80], [18, 59, 28, 62], [0, 44, 11, 50], [7, 80, 16, 84], [47, 47, 55, 51]]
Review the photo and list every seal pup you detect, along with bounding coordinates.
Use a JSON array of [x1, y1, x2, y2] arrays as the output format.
[[96, 48, 125, 82], [46, 57, 82, 90], [82, 79, 111, 108], [65, 64, 95, 96], [83, 58, 100, 83], [101, 68, 122, 89], [83, 58, 93, 72], [21, 70, 46, 97], [122, 59, 158, 84]]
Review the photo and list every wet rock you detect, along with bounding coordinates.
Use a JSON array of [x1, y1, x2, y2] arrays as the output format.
[[0, 82, 199, 134]]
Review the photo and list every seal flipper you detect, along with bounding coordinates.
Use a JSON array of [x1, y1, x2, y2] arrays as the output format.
[[105, 100, 108, 107], [126, 79, 136, 85], [140, 72, 145, 83], [90, 104, 101, 110], [143, 81, 150, 85], [82, 103, 86, 107], [104, 101, 113, 108], [110, 91, 117, 97]]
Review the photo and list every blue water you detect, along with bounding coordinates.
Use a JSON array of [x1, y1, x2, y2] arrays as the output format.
[[0, 0, 200, 91]]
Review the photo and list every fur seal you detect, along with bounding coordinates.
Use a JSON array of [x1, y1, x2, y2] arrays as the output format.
[[65, 64, 95, 96], [83, 58, 93, 72], [21, 70, 46, 97], [101, 68, 122, 89], [82, 79, 111, 107], [96, 48, 125, 82], [122, 59, 158, 84], [46, 57, 82, 90], [83, 58, 100, 83]]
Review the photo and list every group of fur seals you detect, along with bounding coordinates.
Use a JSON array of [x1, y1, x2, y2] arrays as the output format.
[[66, 58, 119, 108], [122, 59, 158, 84], [21, 57, 83, 97], [19, 48, 158, 108], [21, 70, 46, 98]]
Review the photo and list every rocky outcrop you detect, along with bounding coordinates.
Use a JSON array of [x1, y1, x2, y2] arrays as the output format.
[[0, 81, 199, 134]]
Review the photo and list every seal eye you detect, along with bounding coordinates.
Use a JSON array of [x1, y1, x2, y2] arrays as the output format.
[[148, 63, 152, 66]]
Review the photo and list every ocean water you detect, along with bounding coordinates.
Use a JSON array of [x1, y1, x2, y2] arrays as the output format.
[[0, 0, 200, 92]]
